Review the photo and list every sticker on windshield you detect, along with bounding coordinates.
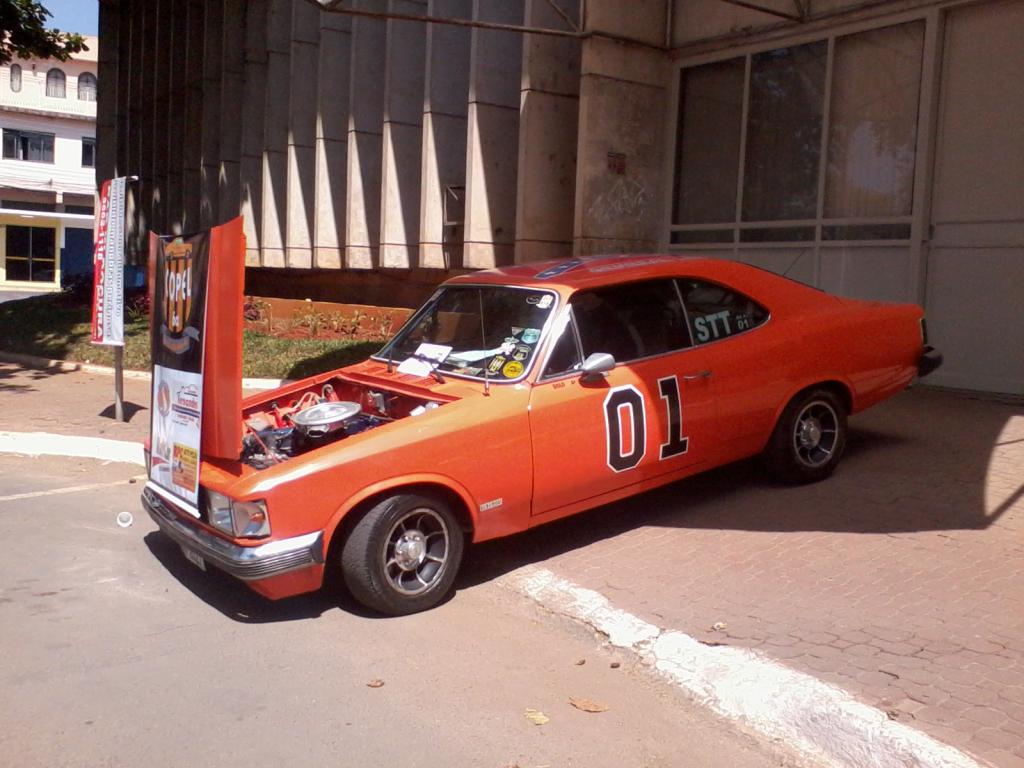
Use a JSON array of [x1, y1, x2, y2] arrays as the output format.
[[521, 328, 540, 344], [537, 295, 553, 309], [513, 344, 530, 362], [502, 360, 524, 378], [487, 356, 506, 374]]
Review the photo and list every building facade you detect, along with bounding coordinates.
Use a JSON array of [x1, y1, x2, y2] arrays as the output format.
[[96, 0, 1023, 395], [0, 38, 99, 292]]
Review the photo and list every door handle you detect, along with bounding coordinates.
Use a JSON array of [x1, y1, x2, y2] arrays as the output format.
[[682, 370, 712, 381]]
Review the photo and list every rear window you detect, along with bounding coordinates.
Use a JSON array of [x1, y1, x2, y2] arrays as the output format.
[[677, 279, 768, 344]]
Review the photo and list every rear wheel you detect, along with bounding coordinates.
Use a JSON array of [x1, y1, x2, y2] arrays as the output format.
[[765, 388, 847, 484], [340, 492, 464, 616]]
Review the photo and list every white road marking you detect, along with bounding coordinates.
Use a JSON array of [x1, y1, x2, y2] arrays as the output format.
[[503, 566, 981, 768], [0, 432, 144, 465], [0, 477, 141, 503]]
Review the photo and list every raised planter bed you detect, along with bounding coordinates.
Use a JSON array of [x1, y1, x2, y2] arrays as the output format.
[[243, 296, 412, 342]]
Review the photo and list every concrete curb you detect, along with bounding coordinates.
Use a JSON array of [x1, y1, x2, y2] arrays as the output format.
[[0, 351, 289, 390], [0, 431, 145, 466], [502, 566, 982, 768]]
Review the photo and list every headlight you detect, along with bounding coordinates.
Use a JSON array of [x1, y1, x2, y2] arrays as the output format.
[[232, 500, 270, 538], [206, 491, 234, 534], [205, 491, 270, 538]]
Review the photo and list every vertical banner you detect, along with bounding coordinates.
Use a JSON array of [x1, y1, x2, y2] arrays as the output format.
[[91, 177, 127, 345], [148, 232, 211, 513]]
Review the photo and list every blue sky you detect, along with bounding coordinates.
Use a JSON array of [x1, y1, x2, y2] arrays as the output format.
[[44, 0, 99, 36]]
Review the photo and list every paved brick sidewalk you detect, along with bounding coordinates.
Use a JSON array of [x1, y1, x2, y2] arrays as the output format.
[[467, 387, 1024, 767], [0, 362, 152, 443]]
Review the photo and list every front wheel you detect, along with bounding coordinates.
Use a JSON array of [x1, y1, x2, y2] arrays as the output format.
[[340, 492, 464, 616], [765, 389, 847, 484]]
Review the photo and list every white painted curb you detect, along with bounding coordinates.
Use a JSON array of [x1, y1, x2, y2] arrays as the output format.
[[503, 566, 981, 768], [0, 432, 145, 466]]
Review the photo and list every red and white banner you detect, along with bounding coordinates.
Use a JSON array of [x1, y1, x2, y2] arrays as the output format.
[[91, 176, 127, 346]]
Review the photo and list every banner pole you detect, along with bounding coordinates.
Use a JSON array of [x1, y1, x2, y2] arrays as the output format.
[[114, 345, 125, 421]]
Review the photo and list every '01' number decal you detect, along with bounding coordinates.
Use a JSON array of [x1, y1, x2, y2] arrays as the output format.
[[603, 376, 690, 473]]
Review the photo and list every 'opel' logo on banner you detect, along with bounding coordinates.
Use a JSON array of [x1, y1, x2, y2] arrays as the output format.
[[164, 238, 194, 335]]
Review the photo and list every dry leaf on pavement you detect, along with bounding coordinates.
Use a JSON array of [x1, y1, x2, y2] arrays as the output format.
[[366, 679, 385, 688], [524, 708, 550, 725], [569, 697, 609, 713]]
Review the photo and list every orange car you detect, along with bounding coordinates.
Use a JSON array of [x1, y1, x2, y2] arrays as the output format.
[[143, 254, 941, 614]]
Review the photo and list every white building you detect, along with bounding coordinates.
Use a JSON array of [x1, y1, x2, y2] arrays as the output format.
[[0, 37, 98, 293]]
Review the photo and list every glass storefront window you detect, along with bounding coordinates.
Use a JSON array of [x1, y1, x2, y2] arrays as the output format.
[[672, 58, 745, 225], [670, 21, 924, 246], [742, 42, 828, 222], [825, 22, 925, 219]]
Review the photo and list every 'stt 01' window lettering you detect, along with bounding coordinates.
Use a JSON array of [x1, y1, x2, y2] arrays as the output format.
[[603, 376, 691, 472], [658, 376, 689, 459], [604, 386, 646, 473]]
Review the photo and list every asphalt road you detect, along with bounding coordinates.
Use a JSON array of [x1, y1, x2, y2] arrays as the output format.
[[0, 453, 793, 768]]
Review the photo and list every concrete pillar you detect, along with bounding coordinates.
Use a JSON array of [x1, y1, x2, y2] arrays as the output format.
[[515, 0, 580, 263], [241, 0, 269, 265], [219, 0, 246, 225], [574, 0, 670, 255], [379, 0, 427, 268], [181, 0, 204, 233], [285, 0, 320, 268], [464, 0, 524, 268], [345, 1, 387, 269], [198, 0, 224, 231], [419, 0, 471, 269], [126, 1, 146, 256], [260, 0, 292, 267], [165, 0, 187, 233], [147, 0, 168, 234], [139, 0, 160, 241], [313, 12, 351, 269], [96, 0, 119, 184]]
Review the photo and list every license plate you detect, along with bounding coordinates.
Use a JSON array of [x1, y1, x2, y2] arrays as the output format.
[[181, 546, 206, 571]]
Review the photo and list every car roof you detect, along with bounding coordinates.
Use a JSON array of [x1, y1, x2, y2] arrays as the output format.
[[445, 253, 796, 295]]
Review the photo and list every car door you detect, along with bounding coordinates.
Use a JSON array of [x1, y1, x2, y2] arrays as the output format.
[[528, 279, 719, 517], [675, 277, 783, 458]]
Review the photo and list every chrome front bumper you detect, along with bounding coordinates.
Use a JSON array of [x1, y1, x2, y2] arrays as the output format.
[[143, 486, 324, 581]]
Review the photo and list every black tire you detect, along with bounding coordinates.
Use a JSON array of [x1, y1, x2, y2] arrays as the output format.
[[340, 492, 464, 616], [765, 388, 847, 484]]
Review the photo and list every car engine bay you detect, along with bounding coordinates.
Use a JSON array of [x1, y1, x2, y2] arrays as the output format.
[[240, 378, 443, 469]]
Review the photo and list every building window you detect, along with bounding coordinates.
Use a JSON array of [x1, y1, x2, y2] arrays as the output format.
[[2, 129, 55, 163], [670, 20, 925, 246], [78, 72, 97, 101], [45, 67, 66, 98], [82, 137, 96, 167], [9, 63, 22, 93], [4, 225, 56, 283]]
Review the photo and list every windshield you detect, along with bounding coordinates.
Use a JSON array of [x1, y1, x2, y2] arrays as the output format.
[[376, 285, 557, 381]]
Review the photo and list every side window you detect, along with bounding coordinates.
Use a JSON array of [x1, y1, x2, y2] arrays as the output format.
[[678, 279, 768, 344], [572, 279, 692, 364]]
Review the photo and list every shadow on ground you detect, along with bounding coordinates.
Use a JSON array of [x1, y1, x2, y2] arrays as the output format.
[[99, 401, 147, 422]]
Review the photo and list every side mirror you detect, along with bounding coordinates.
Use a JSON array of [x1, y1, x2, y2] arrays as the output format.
[[580, 352, 616, 381]]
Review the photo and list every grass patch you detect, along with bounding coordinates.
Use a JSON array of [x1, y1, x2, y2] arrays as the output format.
[[0, 293, 385, 380], [243, 334, 383, 380]]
